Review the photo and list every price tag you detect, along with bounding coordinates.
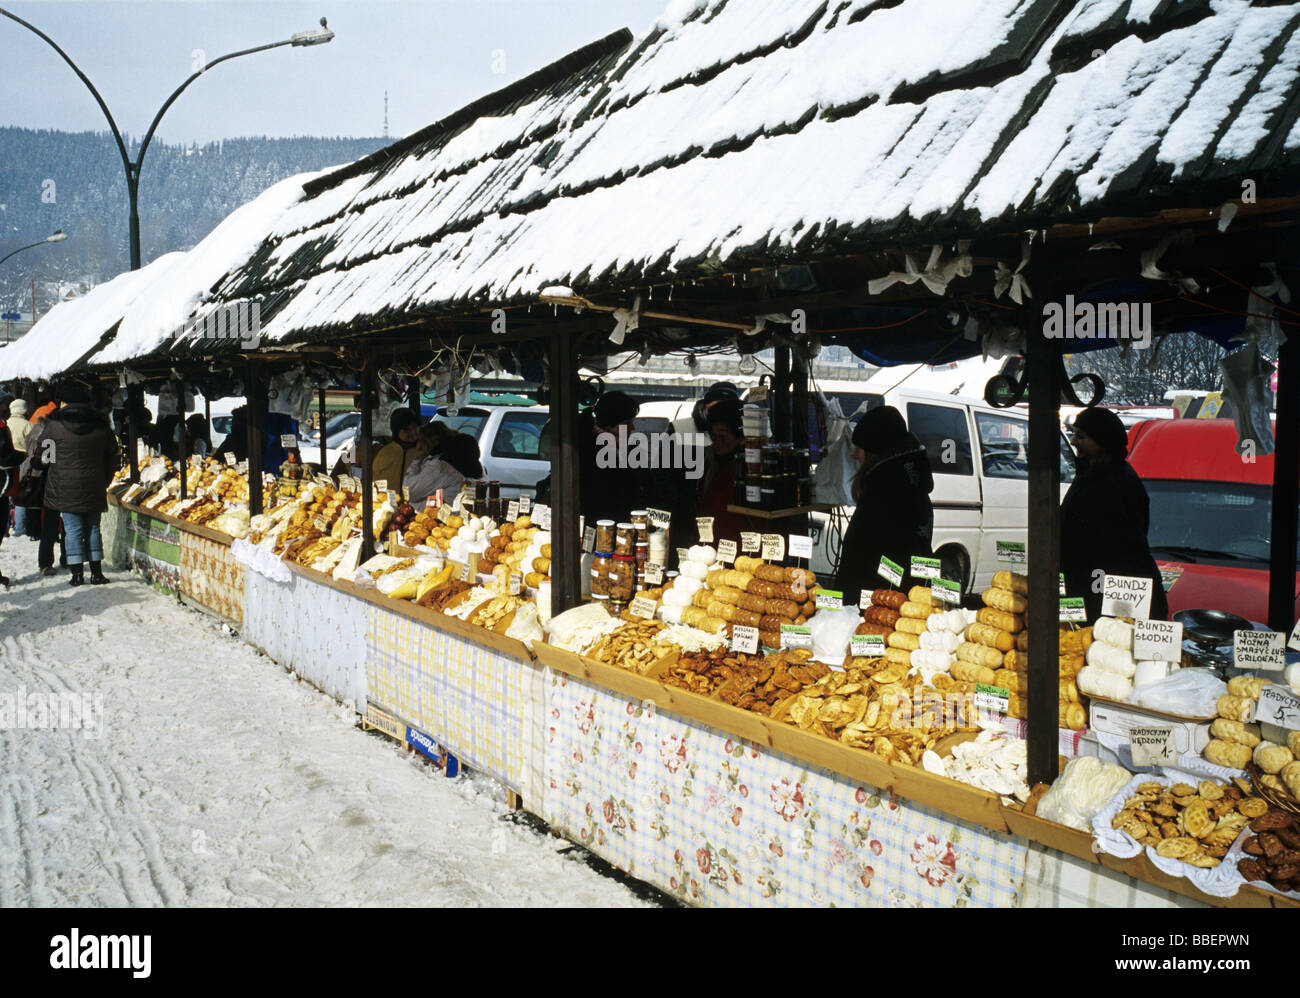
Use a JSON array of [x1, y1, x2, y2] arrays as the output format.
[[974, 684, 1010, 716], [643, 563, 664, 586], [761, 533, 785, 561], [1133, 619, 1183, 663], [1288, 617, 1300, 653], [509, 572, 522, 596], [646, 507, 672, 530], [518, 495, 531, 515], [534, 504, 552, 530], [459, 561, 473, 583], [740, 531, 760, 554], [716, 539, 737, 564], [1234, 629, 1286, 672], [878, 556, 903, 587], [280, 434, 297, 450], [506, 499, 520, 522], [1255, 685, 1300, 730], [996, 541, 1027, 565], [312, 516, 328, 533], [851, 634, 886, 659], [860, 590, 874, 610], [224, 452, 236, 466], [931, 578, 961, 605], [677, 548, 690, 565], [731, 625, 759, 655], [815, 588, 843, 610], [1059, 597, 1086, 623], [582, 526, 596, 553], [235, 461, 249, 475], [788, 534, 813, 560], [375, 479, 388, 494], [402, 486, 410, 502], [779, 624, 812, 651], [911, 556, 941, 580], [744, 447, 760, 465], [387, 491, 398, 506], [437, 505, 451, 524], [696, 517, 715, 543], [629, 595, 657, 620], [744, 485, 760, 504], [1101, 574, 1153, 620], [1129, 725, 1177, 767], [1059, 573, 1065, 596]]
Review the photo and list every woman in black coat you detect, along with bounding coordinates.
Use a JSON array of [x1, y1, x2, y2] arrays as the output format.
[[1060, 406, 1168, 622], [36, 383, 121, 586], [834, 405, 935, 606]]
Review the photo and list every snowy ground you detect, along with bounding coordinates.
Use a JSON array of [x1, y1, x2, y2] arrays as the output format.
[[0, 540, 657, 908]]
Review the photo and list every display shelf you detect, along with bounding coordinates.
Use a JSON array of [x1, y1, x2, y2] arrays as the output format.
[[725, 502, 835, 519]]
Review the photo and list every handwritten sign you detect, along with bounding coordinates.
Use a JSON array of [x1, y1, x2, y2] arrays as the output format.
[[779, 624, 812, 651], [716, 539, 737, 564], [974, 684, 1010, 716], [1059, 597, 1086, 623], [437, 504, 451, 524], [740, 531, 761, 553], [1129, 725, 1178, 767], [506, 499, 520, 522], [224, 452, 236, 466], [1101, 574, 1153, 620], [533, 504, 552, 530], [761, 533, 785, 561], [509, 572, 522, 596], [931, 578, 961, 605], [1255, 685, 1300, 730], [815, 588, 843, 610], [646, 507, 672, 530], [518, 495, 531, 515], [629, 596, 657, 620], [731, 625, 759, 655], [851, 634, 886, 659], [1234, 629, 1285, 672], [788, 534, 813, 560], [911, 556, 940, 580], [643, 563, 664, 586], [696, 517, 715, 543], [1133, 619, 1183, 663], [280, 434, 297, 450], [878, 556, 903, 588], [582, 526, 596, 554], [997, 541, 1026, 565], [459, 561, 473, 583], [1288, 617, 1300, 653]]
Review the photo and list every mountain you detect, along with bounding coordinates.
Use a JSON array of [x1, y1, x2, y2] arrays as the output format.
[[0, 127, 387, 312]]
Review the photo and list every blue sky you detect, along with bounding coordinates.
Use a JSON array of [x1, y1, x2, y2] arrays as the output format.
[[1, 0, 669, 144]]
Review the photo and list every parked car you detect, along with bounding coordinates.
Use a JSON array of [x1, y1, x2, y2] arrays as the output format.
[[1127, 417, 1299, 624], [427, 404, 551, 498], [811, 388, 1076, 595]]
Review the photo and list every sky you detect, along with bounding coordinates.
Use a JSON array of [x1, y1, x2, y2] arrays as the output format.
[[0, 0, 670, 144]]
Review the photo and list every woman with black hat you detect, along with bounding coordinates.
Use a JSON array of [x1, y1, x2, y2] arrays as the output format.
[[1061, 406, 1168, 622], [834, 405, 935, 606]]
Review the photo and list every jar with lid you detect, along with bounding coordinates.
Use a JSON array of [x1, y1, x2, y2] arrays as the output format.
[[759, 475, 778, 511], [760, 445, 781, 477], [635, 541, 649, 572], [743, 439, 764, 477], [595, 519, 617, 553], [608, 556, 637, 602], [473, 480, 488, 516], [777, 474, 796, 509], [629, 510, 648, 543], [614, 522, 638, 557], [590, 554, 613, 597], [733, 473, 748, 506], [779, 443, 796, 475]]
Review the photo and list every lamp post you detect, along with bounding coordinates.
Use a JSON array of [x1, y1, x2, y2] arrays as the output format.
[[0, 229, 67, 269], [0, 8, 334, 271]]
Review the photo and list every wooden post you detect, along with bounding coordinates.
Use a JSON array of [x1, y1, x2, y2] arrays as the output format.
[[1269, 285, 1299, 631], [792, 341, 809, 451], [1025, 316, 1062, 787], [360, 360, 376, 564], [247, 360, 264, 516], [127, 383, 141, 483], [774, 343, 791, 443], [177, 379, 188, 499], [408, 376, 422, 417], [549, 331, 581, 612], [318, 387, 328, 472]]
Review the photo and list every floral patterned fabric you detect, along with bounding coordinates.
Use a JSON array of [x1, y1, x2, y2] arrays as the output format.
[[180, 533, 245, 624], [541, 670, 1029, 908]]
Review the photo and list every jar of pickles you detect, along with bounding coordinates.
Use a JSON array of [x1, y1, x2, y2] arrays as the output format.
[[614, 522, 638, 557], [608, 556, 637, 602], [595, 520, 617, 553], [630, 510, 648, 544], [590, 553, 613, 597]]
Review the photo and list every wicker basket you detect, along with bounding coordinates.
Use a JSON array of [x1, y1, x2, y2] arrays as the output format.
[[1247, 762, 1300, 818]]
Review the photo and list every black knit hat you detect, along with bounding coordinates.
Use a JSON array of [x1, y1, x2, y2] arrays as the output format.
[[1073, 406, 1128, 460], [57, 381, 90, 406], [389, 407, 419, 437], [851, 404, 907, 454], [594, 390, 638, 429]]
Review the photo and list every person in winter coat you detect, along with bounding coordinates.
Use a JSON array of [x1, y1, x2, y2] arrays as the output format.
[[694, 396, 760, 544], [8, 397, 35, 539], [0, 395, 24, 586], [22, 411, 64, 570], [403, 424, 475, 509], [36, 383, 121, 586], [372, 408, 420, 492], [834, 405, 935, 607], [1060, 406, 1168, 623]]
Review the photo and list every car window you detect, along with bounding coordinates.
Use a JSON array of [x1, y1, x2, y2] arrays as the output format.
[[1060, 432, 1076, 483], [907, 402, 973, 476], [435, 412, 489, 438], [975, 412, 1028, 479], [491, 411, 550, 459], [211, 416, 232, 435], [1146, 480, 1295, 567]]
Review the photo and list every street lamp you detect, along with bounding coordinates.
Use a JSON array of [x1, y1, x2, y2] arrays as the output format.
[[0, 229, 68, 268], [0, 9, 335, 271]]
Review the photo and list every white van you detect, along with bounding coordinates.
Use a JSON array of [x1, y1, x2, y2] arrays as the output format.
[[811, 387, 1076, 595]]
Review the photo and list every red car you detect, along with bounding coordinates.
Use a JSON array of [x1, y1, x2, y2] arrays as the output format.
[[1126, 418, 1299, 624]]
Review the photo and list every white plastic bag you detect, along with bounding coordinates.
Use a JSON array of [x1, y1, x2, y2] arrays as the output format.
[[810, 606, 860, 666], [1126, 668, 1226, 717], [812, 396, 855, 506], [1036, 756, 1133, 831]]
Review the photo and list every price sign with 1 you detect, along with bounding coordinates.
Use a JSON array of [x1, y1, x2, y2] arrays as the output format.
[[1129, 725, 1177, 767]]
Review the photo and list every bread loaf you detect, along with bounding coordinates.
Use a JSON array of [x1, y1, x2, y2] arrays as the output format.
[[899, 600, 934, 619], [1227, 675, 1265, 699], [1254, 743, 1294, 774], [884, 647, 912, 666], [894, 616, 929, 635], [887, 631, 920, 652]]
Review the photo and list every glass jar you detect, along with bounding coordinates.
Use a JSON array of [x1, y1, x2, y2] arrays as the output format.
[[795, 449, 812, 478], [635, 541, 649, 572], [779, 443, 796, 475], [761, 445, 781, 477], [590, 554, 613, 597], [733, 473, 749, 506], [630, 510, 648, 544], [796, 476, 813, 507], [759, 475, 777, 511], [595, 519, 617, 553], [743, 439, 764, 477], [777, 474, 796, 509], [614, 522, 637, 557], [473, 480, 488, 516], [608, 556, 637, 602]]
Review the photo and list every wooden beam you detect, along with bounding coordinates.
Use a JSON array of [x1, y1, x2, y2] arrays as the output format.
[[360, 359, 376, 564], [548, 331, 581, 613], [247, 360, 264, 516], [1269, 238, 1300, 630]]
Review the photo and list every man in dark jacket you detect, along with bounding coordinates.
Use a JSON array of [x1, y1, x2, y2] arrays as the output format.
[[834, 405, 935, 606], [0, 394, 24, 586], [36, 382, 121, 586], [1060, 406, 1168, 622]]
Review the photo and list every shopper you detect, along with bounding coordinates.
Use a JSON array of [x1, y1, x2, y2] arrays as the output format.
[[372, 408, 420, 490], [185, 414, 213, 458], [214, 406, 248, 463], [405, 430, 482, 509], [0, 396, 23, 586], [833, 405, 935, 606], [582, 391, 650, 525], [694, 396, 758, 543], [1060, 406, 1168, 622], [21, 409, 63, 572], [36, 382, 121, 586]]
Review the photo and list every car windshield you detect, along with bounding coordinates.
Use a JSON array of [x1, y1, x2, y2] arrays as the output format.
[[433, 410, 489, 439], [1145, 479, 1298, 567]]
